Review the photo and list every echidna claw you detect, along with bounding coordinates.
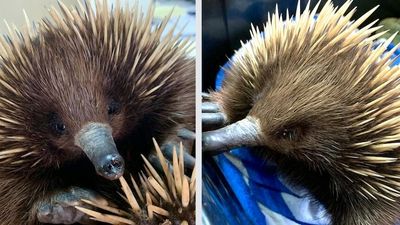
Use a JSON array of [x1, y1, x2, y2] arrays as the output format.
[[161, 142, 195, 170], [203, 112, 226, 128], [36, 187, 105, 225], [149, 153, 173, 173], [202, 99, 227, 131], [202, 92, 211, 100], [177, 128, 196, 140]]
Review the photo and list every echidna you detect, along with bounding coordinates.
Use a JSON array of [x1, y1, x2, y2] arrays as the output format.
[[76, 139, 195, 225], [0, 1, 194, 224], [203, 1, 400, 225]]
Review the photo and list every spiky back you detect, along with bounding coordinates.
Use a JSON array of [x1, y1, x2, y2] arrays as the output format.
[[77, 140, 196, 225], [0, 1, 194, 173], [213, 0, 400, 202]]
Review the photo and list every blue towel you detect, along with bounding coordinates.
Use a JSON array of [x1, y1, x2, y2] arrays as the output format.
[[210, 37, 400, 225]]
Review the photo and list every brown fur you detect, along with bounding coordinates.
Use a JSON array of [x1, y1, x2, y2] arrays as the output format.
[[0, 1, 194, 224], [212, 1, 400, 224]]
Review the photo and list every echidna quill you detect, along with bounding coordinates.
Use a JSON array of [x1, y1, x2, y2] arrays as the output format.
[[0, 1, 194, 224], [76, 139, 195, 225], [203, 1, 400, 225]]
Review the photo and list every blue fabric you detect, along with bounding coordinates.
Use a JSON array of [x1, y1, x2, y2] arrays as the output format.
[[213, 38, 400, 225], [388, 42, 400, 66]]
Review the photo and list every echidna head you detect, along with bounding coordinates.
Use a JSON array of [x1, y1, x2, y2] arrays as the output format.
[[205, 50, 354, 167], [204, 0, 400, 187], [0, 31, 132, 180], [34, 59, 129, 180], [0, 1, 194, 179], [247, 81, 351, 161]]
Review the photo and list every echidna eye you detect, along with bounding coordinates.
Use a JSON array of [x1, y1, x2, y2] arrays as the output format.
[[55, 123, 66, 134], [49, 113, 67, 135], [278, 128, 295, 141], [107, 100, 120, 115]]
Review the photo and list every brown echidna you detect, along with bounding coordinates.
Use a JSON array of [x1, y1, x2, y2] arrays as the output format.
[[0, 1, 194, 224], [76, 139, 195, 225], [203, 1, 400, 225]]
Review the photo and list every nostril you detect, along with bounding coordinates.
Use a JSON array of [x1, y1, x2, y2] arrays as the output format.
[[101, 154, 125, 179], [107, 164, 113, 171], [111, 157, 122, 168]]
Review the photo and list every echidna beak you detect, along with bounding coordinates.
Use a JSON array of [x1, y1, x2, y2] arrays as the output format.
[[75, 123, 125, 180], [202, 116, 262, 154]]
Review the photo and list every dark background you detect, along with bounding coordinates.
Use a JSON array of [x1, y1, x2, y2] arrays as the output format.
[[202, 0, 400, 91]]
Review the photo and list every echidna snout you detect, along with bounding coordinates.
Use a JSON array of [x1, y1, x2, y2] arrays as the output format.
[[75, 123, 124, 180], [203, 117, 262, 153]]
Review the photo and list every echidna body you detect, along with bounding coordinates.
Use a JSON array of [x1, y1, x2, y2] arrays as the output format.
[[204, 1, 400, 224], [0, 1, 194, 224]]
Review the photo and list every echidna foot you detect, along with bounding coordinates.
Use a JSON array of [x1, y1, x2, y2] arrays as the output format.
[[177, 128, 196, 141], [202, 95, 226, 130], [149, 128, 195, 174], [36, 187, 106, 224], [161, 140, 195, 170]]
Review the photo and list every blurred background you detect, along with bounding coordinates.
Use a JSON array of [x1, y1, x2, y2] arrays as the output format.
[[202, 0, 400, 91], [0, 0, 195, 55], [0, 0, 77, 34]]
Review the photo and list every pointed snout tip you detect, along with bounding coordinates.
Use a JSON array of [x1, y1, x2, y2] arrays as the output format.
[[97, 153, 125, 180], [202, 117, 262, 154], [202, 131, 232, 154]]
